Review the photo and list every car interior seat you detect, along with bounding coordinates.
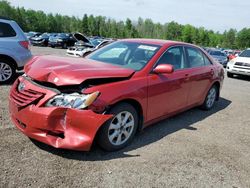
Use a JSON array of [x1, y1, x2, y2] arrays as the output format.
[[128, 49, 146, 64]]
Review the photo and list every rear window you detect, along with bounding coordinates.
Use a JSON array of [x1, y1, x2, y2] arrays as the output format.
[[0, 22, 16, 37]]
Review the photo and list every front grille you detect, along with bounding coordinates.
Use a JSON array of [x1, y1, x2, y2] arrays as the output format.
[[10, 81, 44, 108], [235, 62, 250, 67]]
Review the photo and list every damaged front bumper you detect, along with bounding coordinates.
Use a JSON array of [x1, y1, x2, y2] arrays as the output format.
[[9, 77, 113, 151]]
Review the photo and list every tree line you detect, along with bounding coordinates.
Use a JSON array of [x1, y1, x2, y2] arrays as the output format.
[[0, 0, 249, 49]]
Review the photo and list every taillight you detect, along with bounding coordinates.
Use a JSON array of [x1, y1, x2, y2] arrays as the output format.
[[19, 41, 29, 50]]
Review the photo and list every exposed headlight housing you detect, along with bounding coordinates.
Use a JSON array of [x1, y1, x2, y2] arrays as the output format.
[[45, 91, 100, 109]]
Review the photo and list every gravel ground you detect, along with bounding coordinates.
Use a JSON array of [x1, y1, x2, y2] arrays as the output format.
[[1, 46, 250, 188]]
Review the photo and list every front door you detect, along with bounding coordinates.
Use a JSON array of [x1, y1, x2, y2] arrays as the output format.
[[147, 46, 191, 121]]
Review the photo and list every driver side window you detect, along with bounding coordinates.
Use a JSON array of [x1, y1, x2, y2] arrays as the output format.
[[157, 46, 186, 70]]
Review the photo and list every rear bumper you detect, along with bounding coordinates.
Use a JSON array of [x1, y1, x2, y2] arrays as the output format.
[[9, 77, 113, 151]]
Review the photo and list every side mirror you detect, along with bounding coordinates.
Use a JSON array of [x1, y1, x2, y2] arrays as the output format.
[[153, 64, 174, 74]]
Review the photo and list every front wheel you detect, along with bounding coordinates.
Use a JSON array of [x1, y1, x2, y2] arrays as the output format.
[[201, 85, 218, 111], [227, 72, 234, 78], [97, 103, 138, 151]]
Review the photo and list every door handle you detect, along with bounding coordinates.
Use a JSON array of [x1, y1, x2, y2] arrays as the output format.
[[184, 73, 189, 81], [210, 69, 214, 75]]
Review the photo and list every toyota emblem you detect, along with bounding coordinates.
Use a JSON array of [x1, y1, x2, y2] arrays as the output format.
[[18, 82, 25, 92]]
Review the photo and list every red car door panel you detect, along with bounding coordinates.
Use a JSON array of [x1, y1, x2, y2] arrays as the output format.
[[187, 66, 213, 105], [147, 70, 190, 121]]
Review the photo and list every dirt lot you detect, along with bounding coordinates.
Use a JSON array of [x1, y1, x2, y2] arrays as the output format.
[[1, 46, 250, 187]]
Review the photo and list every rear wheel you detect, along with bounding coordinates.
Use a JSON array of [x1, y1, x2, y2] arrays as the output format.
[[227, 72, 233, 78], [97, 103, 138, 151], [201, 85, 218, 111], [0, 58, 16, 84]]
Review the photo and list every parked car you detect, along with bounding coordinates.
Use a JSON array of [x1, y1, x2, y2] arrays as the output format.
[[25, 31, 41, 40], [30, 33, 57, 47], [73, 32, 94, 47], [208, 50, 228, 67], [227, 49, 250, 78], [66, 33, 106, 57], [9, 39, 224, 151], [48, 33, 76, 48], [228, 50, 241, 61], [67, 40, 113, 57], [0, 17, 32, 84]]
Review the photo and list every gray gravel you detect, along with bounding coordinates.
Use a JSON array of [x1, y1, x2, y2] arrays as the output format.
[[0, 46, 250, 188]]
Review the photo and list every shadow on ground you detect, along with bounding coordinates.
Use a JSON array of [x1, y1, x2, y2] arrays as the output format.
[[31, 97, 232, 161]]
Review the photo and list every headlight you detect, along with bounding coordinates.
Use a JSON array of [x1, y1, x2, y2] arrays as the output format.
[[45, 91, 100, 109], [57, 39, 63, 42], [228, 60, 235, 65]]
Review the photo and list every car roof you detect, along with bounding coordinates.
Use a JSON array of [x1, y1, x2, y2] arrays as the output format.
[[0, 16, 12, 20], [120, 38, 192, 47]]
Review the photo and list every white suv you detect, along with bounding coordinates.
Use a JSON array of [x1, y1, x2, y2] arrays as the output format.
[[0, 17, 32, 84], [227, 49, 250, 78]]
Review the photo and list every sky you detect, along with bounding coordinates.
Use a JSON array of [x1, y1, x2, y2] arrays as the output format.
[[7, 0, 250, 33]]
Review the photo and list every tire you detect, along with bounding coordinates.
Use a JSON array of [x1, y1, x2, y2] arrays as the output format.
[[97, 103, 138, 151], [0, 58, 16, 84], [201, 85, 218, 111], [227, 72, 233, 78]]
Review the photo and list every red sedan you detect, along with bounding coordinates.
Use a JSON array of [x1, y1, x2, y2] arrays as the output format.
[[9, 39, 224, 151]]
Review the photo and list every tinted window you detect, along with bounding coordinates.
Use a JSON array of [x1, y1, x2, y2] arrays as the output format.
[[0, 22, 16, 37], [186, 47, 205, 68], [157, 46, 186, 70]]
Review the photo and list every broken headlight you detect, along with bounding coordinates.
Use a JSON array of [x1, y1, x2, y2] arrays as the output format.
[[45, 91, 100, 109]]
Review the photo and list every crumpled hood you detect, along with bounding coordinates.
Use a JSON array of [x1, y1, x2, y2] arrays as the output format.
[[24, 56, 134, 86]]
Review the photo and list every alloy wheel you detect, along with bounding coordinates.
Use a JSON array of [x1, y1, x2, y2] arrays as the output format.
[[0, 62, 12, 82], [206, 87, 216, 108], [108, 111, 135, 146]]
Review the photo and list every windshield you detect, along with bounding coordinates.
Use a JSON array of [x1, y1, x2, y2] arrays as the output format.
[[41, 33, 48, 38], [87, 41, 160, 71], [91, 39, 102, 46], [239, 50, 250, 57]]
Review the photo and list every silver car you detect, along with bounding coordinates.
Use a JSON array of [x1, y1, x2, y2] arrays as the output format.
[[0, 17, 32, 84], [208, 50, 228, 68]]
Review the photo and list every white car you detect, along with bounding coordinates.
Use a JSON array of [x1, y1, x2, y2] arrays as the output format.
[[226, 49, 250, 77], [66, 46, 90, 57], [66, 40, 113, 57]]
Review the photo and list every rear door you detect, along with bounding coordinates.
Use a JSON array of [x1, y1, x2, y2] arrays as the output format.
[[147, 46, 191, 121], [184, 46, 214, 106]]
